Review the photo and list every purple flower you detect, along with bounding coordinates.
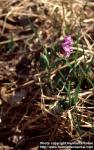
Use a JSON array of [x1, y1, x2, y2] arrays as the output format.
[[60, 36, 73, 58]]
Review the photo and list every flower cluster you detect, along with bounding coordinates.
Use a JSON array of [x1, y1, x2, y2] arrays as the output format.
[[60, 36, 73, 58]]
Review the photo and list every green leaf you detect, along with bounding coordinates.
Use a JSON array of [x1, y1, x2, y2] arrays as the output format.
[[6, 33, 14, 54], [70, 80, 81, 106], [39, 53, 49, 69], [70, 97, 76, 106]]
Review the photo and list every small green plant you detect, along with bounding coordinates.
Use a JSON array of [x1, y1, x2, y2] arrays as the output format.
[[39, 53, 49, 70], [6, 33, 14, 54]]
